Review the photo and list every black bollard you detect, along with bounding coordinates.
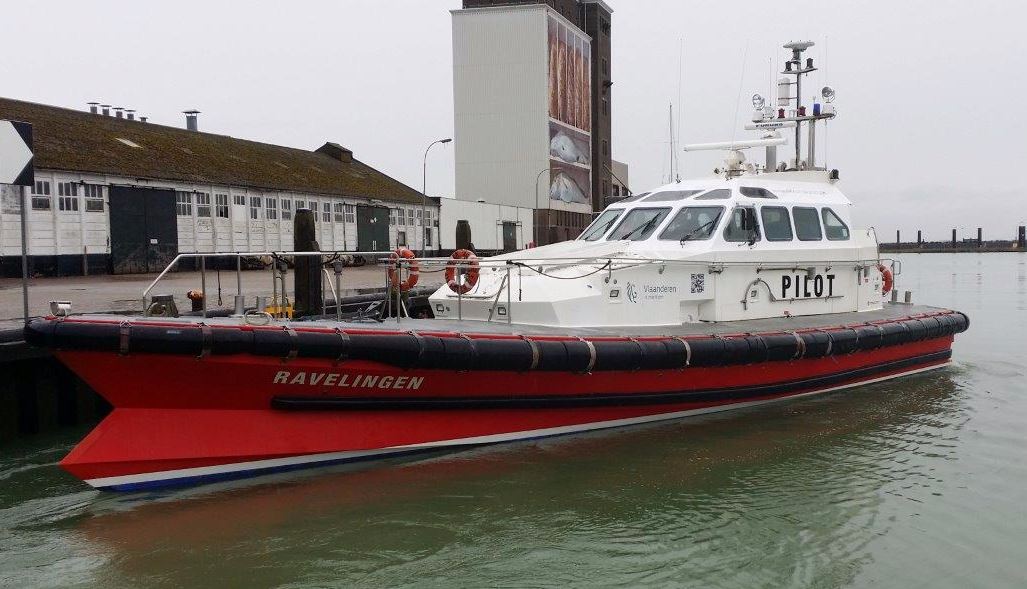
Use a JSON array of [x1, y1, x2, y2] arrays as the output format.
[[293, 208, 323, 318]]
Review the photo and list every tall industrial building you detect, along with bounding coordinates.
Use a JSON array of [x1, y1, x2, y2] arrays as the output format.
[[452, 0, 614, 245]]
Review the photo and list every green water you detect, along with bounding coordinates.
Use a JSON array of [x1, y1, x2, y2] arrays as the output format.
[[2, 253, 1025, 588]]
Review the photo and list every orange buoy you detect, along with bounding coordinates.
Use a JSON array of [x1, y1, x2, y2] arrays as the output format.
[[446, 249, 479, 294], [388, 248, 419, 291], [878, 263, 894, 294]]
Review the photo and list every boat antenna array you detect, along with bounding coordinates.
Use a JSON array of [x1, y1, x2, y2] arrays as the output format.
[[683, 41, 837, 177]]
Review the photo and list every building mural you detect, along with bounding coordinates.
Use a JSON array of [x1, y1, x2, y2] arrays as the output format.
[[548, 14, 591, 205]]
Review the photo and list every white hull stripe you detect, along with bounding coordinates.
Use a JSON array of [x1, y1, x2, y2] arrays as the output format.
[[85, 363, 948, 489]]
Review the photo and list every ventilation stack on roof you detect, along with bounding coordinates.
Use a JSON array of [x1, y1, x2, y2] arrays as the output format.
[[88, 102, 100, 114], [101, 104, 111, 116], [315, 142, 354, 163], [183, 110, 200, 131]]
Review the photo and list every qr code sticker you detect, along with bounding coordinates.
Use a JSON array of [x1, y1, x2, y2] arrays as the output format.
[[690, 273, 705, 294]]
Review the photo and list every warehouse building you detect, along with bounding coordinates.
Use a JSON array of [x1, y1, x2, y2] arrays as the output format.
[[0, 98, 437, 277]]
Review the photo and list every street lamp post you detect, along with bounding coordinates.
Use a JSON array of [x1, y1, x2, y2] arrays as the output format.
[[421, 138, 452, 257], [533, 166, 550, 247]]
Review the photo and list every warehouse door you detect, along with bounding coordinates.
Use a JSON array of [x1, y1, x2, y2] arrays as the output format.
[[109, 186, 178, 274], [356, 205, 390, 252], [502, 221, 517, 252]]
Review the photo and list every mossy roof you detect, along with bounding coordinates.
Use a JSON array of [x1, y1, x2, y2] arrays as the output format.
[[0, 97, 426, 205]]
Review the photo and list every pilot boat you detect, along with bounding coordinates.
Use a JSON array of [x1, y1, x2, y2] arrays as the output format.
[[26, 42, 968, 491]]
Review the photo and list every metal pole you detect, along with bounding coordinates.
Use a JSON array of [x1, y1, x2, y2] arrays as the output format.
[[534, 167, 549, 246], [506, 264, 512, 325], [334, 262, 343, 321], [200, 255, 207, 318], [19, 186, 30, 325], [421, 138, 451, 258], [236, 255, 242, 295]]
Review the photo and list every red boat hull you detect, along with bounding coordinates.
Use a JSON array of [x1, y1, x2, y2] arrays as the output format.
[[56, 335, 955, 491]]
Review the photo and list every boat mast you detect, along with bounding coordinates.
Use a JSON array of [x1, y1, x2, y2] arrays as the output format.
[[669, 103, 680, 182]]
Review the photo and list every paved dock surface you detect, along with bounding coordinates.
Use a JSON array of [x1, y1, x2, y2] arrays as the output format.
[[0, 266, 443, 328]]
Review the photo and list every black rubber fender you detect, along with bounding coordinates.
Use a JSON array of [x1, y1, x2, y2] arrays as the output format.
[[593, 339, 643, 371], [687, 337, 728, 367], [827, 328, 860, 355], [799, 331, 832, 358], [131, 324, 204, 355], [764, 333, 801, 361], [474, 338, 535, 372], [51, 321, 120, 352]]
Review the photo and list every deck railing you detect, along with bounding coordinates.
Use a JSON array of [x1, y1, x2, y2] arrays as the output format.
[[139, 250, 896, 326]]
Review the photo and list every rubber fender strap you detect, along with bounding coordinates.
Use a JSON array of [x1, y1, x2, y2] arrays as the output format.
[[118, 321, 131, 356], [578, 338, 596, 373], [407, 330, 425, 366], [199, 324, 213, 358], [672, 336, 691, 367], [521, 335, 540, 371], [789, 331, 806, 360], [334, 328, 350, 364], [284, 327, 298, 362], [459, 333, 478, 371], [628, 337, 643, 370]]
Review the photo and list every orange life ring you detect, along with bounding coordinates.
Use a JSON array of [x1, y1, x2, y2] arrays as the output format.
[[388, 248, 419, 291], [878, 263, 894, 294], [446, 249, 479, 294]]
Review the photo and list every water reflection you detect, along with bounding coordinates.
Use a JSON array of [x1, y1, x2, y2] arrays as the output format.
[[64, 371, 964, 588]]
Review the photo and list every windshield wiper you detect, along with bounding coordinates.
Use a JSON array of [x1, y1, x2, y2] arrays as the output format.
[[679, 218, 718, 243], [621, 215, 662, 240]]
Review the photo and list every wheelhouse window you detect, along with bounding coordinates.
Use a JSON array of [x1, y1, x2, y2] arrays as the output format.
[[580, 209, 623, 241], [175, 191, 192, 216], [694, 188, 731, 200], [723, 207, 761, 242], [793, 207, 823, 241], [760, 206, 793, 241], [607, 207, 671, 241], [642, 190, 703, 202], [659, 206, 724, 241], [740, 187, 778, 199], [821, 208, 850, 240], [614, 192, 650, 203]]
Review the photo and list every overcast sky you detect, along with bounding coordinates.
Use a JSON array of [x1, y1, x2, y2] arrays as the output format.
[[3, 0, 1024, 239]]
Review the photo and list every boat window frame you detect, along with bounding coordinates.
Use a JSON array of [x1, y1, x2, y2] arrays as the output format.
[[606, 206, 672, 241], [740, 187, 779, 199], [658, 205, 726, 241], [579, 208, 625, 241], [821, 207, 851, 241], [723, 205, 762, 243], [642, 190, 703, 202], [613, 192, 650, 203], [693, 188, 732, 200], [760, 205, 794, 241], [792, 206, 824, 241]]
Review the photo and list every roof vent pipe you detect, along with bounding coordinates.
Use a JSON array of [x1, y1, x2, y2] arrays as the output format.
[[88, 102, 99, 114], [126, 110, 136, 121], [183, 110, 200, 131], [101, 104, 111, 116]]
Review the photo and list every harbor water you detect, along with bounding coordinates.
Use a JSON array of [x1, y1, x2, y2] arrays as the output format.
[[1, 253, 1025, 588]]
